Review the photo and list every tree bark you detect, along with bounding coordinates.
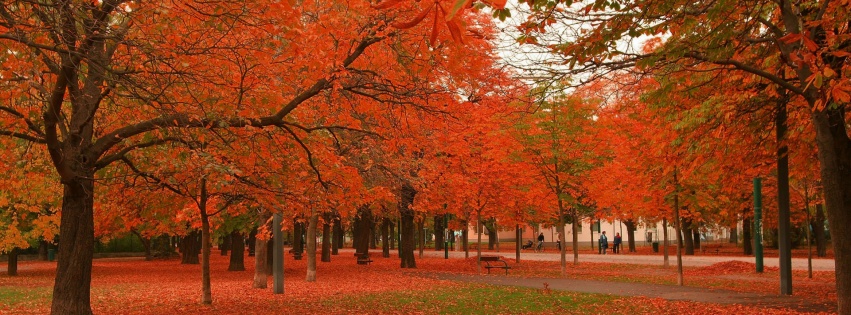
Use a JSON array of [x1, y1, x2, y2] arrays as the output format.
[[399, 183, 417, 268], [6, 247, 18, 276], [743, 215, 753, 255], [355, 205, 372, 255], [485, 219, 497, 250], [389, 221, 396, 250], [181, 230, 201, 264], [321, 213, 331, 262], [247, 228, 256, 257], [219, 234, 230, 256], [692, 229, 701, 250], [51, 177, 96, 315], [663, 218, 669, 267], [293, 220, 304, 259], [381, 217, 391, 258], [462, 222, 469, 258], [813, 204, 827, 257], [253, 237, 268, 289], [571, 215, 579, 265], [199, 181, 213, 305], [730, 223, 738, 244], [418, 218, 425, 258], [306, 213, 319, 282], [228, 231, 245, 271], [434, 215, 444, 251], [38, 239, 49, 261], [682, 218, 694, 255], [332, 214, 342, 255], [624, 219, 637, 253]]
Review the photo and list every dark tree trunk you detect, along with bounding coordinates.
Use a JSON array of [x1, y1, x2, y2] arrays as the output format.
[[51, 177, 96, 315], [813, 204, 827, 257], [418, 219, 425, 258], [624, 219, 637, 252], [181, 230, 201, 264], [371, 221, 379, 249], [228, 231, 245, 271], [38, 239, 49, 261], [6, 247, 18, 276], [266, 239, 273, 274], [682, 218, 694, 255], [399, 183, 417, 268], [247, 228, 257, 257], [321, 213, 331, 262], [743, 215, 753, 255], [485, 219, 497, 250], [389, 221, 396, 250], [293, 220, 304, 259], [355, 205, 372, 255], [462, 222, 469, 258], [332, 214, 342, 255], [219, 234, 230, 256], [434, 215, 444, 251], [381, 218, 391, 258], [730, 223, 738, 244], [199, 181, 213, 305]]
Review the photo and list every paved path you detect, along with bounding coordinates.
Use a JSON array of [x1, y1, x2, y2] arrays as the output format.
[[426, 273, 835, 313], [418, 249, 836, 271]]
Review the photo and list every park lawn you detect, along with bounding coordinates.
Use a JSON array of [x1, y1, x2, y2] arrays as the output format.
[[0, 253, 837, 314]]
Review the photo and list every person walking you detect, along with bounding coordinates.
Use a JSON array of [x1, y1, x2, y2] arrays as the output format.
[[599, 231, 608, 254], [613, 232, 622, 254], [537, 232, 545, 252]]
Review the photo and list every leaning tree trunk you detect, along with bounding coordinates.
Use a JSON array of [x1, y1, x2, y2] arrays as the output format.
[[321, 213, 332, 262], [228, 231, 245, 271], [813, 204, 827, 257], [398, 183, 417, 268], [624, 219, 637, 253], [6, 247, 19, 276], [306, 213, 319, 282], [434, 215, 444, 251], [51, 177, 96, 315]]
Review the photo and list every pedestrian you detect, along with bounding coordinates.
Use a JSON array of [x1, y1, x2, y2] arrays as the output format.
[[613, 232, 622, 254], [537, 232, 544, 250], [599, 231, 608, 254], [555, 232, 562, 250], [455, 234, 461, 251]]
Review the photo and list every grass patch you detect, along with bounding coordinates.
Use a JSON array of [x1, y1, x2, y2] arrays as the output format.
[[0, 286, 51, 307], [330, 283, 614, 314]]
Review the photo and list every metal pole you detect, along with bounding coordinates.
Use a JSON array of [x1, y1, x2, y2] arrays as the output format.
[[754, 178, 763, 273], [273, 213, 284, 294]]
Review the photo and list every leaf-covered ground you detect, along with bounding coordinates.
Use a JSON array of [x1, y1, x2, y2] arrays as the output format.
[[0, 252, 837, 314]]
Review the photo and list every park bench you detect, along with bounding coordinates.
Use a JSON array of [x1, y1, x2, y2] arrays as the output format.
[[480, 256, 510, 274], [701, 243, 723, 254], [356, 253, 373, 265]]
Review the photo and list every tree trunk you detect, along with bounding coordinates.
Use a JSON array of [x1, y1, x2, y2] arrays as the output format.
[[253, 237, 268, 288], [247, 228, 257, 257], [485, 219, 497, 250], [673, 172, 684, 286], [181, 230, 201, 264], [381, 217, 391, 258], [515, 225, 521, 263], [321, 213, 332, 262], [572, 215, 579, 265], [130, 229, 152, 261], [663, 218, 669, 267], [355, 205, 372, 255], [743, 216, 753, 255], [6, 247, 18, 276], [399, 183, 417, 268], [266, 239, 273, 275], [692, 229, 701, 250], [462, 223, 469, 258], [199, 181, 213, 305], [682, 218, 694, 255], [813, 204, 827, 257], [228, 231, 245, 271], [389, 221, 396, 250], [371, 221, 379, 249], [418, 218, 425, 259], [624, 219, 637, 253], [306, 213, 319, 282], [220, 234, 230, 256], [476, 214, 483, 274], [38, 239, 49, 261], [332, 214, 342, 255], [730, 223, 738, 244], [51, 177, 96, 315], [434, 215, 444, 251], [293, 220, 304, 259]]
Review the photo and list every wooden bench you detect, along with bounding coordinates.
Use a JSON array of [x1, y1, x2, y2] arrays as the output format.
[[480, 256, 510, 274], [701, 243, 723, 254], [356, 253, 373, 265]]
